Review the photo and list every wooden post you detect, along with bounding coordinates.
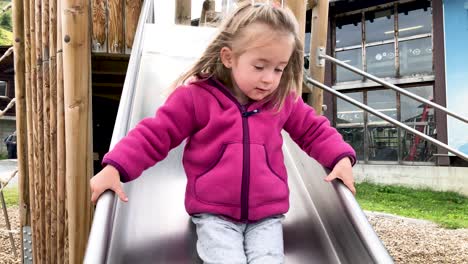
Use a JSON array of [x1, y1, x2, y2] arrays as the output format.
[[49, 0, 58, 262], [285, 0, 306, 42], [56, 0, 67, 260], [108, 0, 124, 53], [285, 0, 306, 100], [41, 0, 52, 262], [35, 0, 47, 261], [12, 1, 29, 262], [28, 0, 39, 261], [308, 0, 329, 114], [175, 0, 191, 25], [61, 0, 92, 261], [92, 0, 107, 52], [200, 0, 215, 26], [125, 0, 143, 52]]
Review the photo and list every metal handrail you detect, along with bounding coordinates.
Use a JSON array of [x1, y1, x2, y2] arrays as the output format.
[[304, 74, 468, 162], [316, 51, 468, 124]]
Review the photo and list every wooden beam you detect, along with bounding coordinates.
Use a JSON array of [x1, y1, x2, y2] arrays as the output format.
[[61, 0, 92, 261], [308, 0, 329, 114]]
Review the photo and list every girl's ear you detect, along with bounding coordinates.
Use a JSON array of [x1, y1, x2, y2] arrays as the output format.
[[220, 47, 234, 68]]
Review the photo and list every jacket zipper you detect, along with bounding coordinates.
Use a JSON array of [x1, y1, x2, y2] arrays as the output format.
[[208, 78, 260, 221], [240, 106, 259, 221]]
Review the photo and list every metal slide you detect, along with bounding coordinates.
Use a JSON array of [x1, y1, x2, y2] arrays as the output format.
[[85, 3, 393, 263]]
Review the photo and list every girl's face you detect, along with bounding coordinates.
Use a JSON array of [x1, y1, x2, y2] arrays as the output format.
[[220, 23, 295, 104]]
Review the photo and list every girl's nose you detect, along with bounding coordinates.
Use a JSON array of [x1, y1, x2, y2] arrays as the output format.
[[261, 71, 275, 84]]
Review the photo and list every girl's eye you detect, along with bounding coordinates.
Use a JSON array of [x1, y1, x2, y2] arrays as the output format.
[[254, 66, 264, 70], [275, 68, 284, 72]]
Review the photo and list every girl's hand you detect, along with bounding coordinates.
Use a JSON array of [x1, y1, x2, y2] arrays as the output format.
[[324, 157, 356, 195], [90, 165, 128, 204]]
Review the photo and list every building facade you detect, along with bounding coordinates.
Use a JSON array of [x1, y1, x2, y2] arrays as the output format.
[[319, 0, 467, 166], [317, 0, 468, 194]]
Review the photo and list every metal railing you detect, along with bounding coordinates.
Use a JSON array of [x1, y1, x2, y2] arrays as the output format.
[[305, 49, 468, 162], [84, 0, 154, 262]]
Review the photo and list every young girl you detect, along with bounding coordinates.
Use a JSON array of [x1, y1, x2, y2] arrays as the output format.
[[90, 3, 356, 263]]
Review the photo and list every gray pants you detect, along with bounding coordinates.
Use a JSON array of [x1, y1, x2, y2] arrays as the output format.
[[191, 214, 284, 264]]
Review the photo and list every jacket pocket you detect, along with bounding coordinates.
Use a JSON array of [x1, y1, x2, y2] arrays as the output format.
[[194, 143, 243, 206], [249, 144, 288, 208]]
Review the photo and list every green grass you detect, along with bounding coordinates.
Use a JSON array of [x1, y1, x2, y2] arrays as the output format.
[[1, 187, 18, 206], [0, 0, 12, 45], [0, 26, 12, 45], [356, 182, 468, 229]]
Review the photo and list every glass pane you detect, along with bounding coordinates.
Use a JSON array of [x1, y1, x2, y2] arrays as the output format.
[[368, 126, 399, 161], [365, 8, 394, 43], [336, 49, 362, 82], [399, 37, 433, 77], [367, 89, 397, 124], [366, 43, 395, 77], [337, 92, 364, 125], [400, 86, 433, 122], [398, 1, 432, 38], [336, 14, 362, 48], [0, 81, 6, 96], [338, 127, 364, 160], [400, 86, 436, 162]]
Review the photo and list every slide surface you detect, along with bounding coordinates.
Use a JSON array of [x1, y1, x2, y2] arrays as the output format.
[[85, 23, 393, 264]]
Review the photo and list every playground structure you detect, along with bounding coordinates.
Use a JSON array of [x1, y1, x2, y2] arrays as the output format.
[[8, 0, 330, 263], [7, 0, 468, 263], [82, 1, 394, 260]]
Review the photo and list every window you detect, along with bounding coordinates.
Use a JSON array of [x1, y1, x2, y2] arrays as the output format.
[[337, 92, 364, 160], [336, 85, 436, 164], [0, 81, 7, 97], [335, 14, 362, 82], [333, 1, 436, 165], [400, 86, 436, 162], [334, 0, 433, 83], [367, 89, 398, 161]]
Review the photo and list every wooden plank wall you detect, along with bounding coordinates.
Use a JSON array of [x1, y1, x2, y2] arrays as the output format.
[[92, 0, 143, 54]]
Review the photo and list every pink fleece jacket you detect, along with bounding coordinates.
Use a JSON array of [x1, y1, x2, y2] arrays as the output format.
[[103, 77, 356, 222]]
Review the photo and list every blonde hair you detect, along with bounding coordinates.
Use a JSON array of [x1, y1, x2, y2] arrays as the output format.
[[174, 3, 304, 110]]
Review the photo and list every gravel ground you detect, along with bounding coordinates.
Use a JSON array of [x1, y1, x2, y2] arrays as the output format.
[[1, 207, 467, 263], [366, 211, 468, 264], [0, 206, 21, 264]]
